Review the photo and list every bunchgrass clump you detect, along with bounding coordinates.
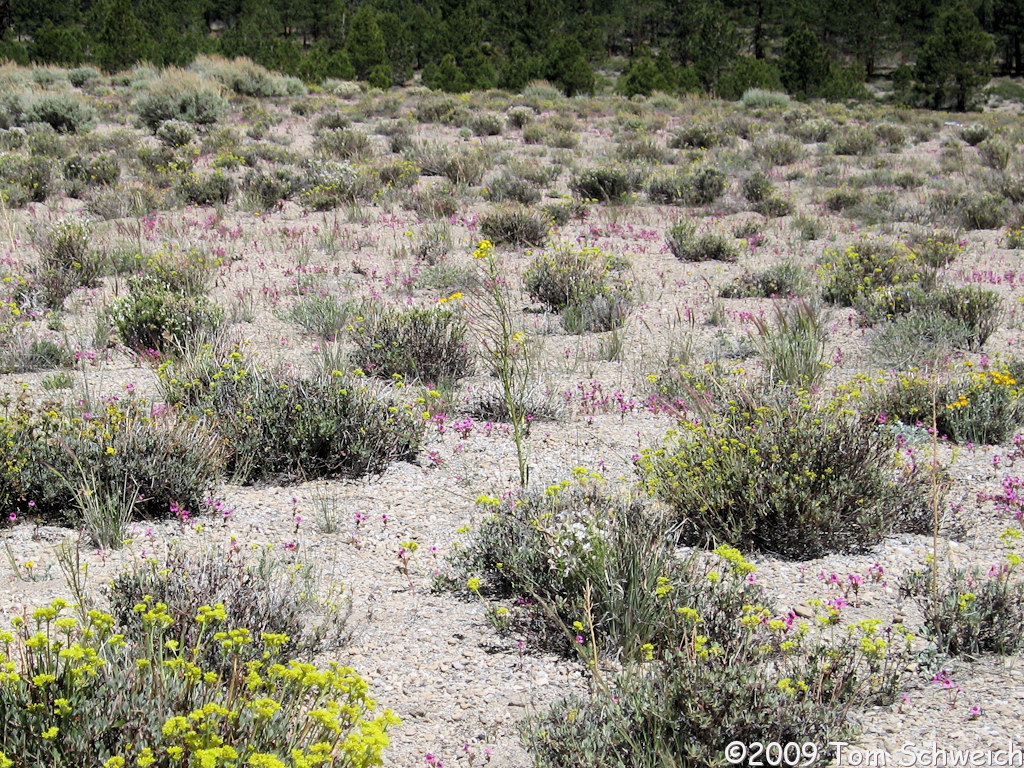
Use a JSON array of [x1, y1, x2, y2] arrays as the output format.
[[282, 293, 354, 340], [749, 300, 828, 386]]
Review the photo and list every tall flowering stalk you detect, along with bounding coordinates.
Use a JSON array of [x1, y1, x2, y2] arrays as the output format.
[[472, 239, 532, 487]]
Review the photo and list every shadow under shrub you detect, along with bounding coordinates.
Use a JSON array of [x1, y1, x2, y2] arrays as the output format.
[[157, 349, 424, 483], [638, 391, 936, 559]]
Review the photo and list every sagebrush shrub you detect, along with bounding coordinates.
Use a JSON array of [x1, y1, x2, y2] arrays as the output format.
[[135, 68, 227, 132], [20, 91, 96, 133], [479, 206, 550, 246], [666, 222, 739, 262], [350, 304, 472, 384], [158, 349, 424, 483], [108, 542, 350, 669], [639, 389, 936, 559]]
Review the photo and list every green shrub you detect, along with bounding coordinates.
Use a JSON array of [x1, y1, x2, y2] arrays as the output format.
[[753, 135, 803, 166], [647, 168, 727, 206], [135, 68, 227, 132], [191, 55, 307, 97], [821, 239, 920, 307], [111, 280, 223, 355], [824, 186, 863, 212], [20, 91, 95, 133], [313, 127, 373, 159], [349, 305, 472, 384], [176, 170, 234, 206], [0, 390, 224, 524], [484, 171, 541, 205], [298, 161, 380, 209], [108, 541, 350, 670], [174, 361, 420, 483], [870, 309, 974, 369], [0, 153, 53, 206], [721, 263, 811, 298], [405, 182, 459, 218], [638, 390, 935, 559], [669, 123, 728, 149], [666, 222, 739, 262], [0, 597, 395, 768], [31, 216, 106, 308], [960, 123, 991, 146], [753, 195, 793, 217], [470, 112, 504, 136], [616, 136, 667, 163], [977, 137, 1012, 171], [570, 166, 645, 203], [930, 285, 1001, 351], [963, 193, 1007, 230], [0, 337, 73, 374], [239, 169, 295, 212], [830, 126, 877, 156], [741, 171, 774, 203], [524, 245, 633, 332], [479, 206, 550, 246], [68, 66, 102, 88], [901, 559, 1024, 657], [63, 153, 119, 188]]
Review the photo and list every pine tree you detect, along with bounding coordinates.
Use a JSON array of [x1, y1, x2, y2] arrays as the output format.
[[916, 2, 995, 111], [92, 0, 154, 72], [779, 22, 830, 98], [346, 5, 389, 81]]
